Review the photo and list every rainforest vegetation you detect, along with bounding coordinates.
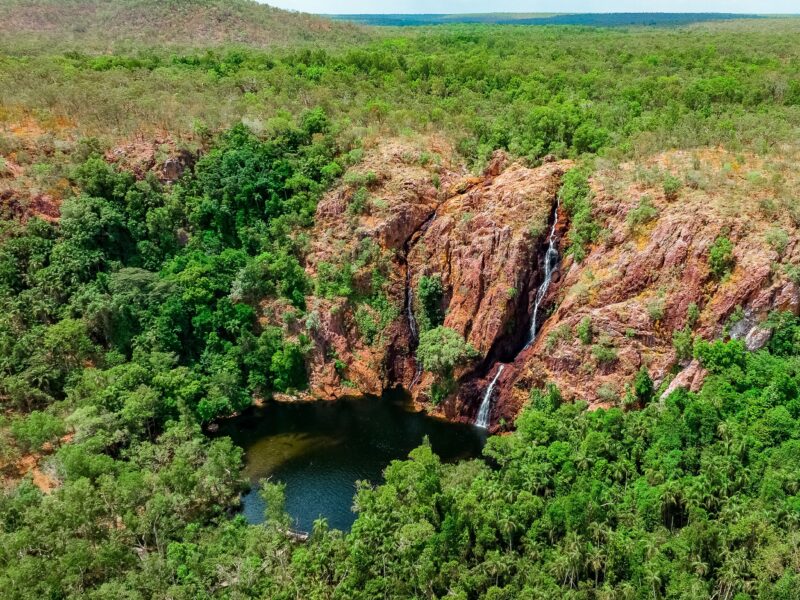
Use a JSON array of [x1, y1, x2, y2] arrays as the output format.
[[2, 1, 800, 597]]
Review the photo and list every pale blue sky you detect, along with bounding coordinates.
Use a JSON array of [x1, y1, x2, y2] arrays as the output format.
[[266, 1, 797, 14]]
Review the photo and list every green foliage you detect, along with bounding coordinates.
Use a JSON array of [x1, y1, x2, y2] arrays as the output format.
[[346, 186, 370, 216], [765, 227, 789, 256], [662, 172, 682, 200], [3, 19, 800, 167], [633, 366, 654, 405], [416, 326, 478, 377], [429, 377, 456, 406], [625, 194, 659, 233], [687, 302, 700, 328], [530, 382, 563, 412], [591, 334, 618, 365], [0, 114, 342, 424], [694, 338, 747, 373], [416, 274, 444, 332], [4, 16, 800, 600], [545, 323, 572, 352], [558, 167, 599, 262], [76, 333, 800, 599], [766, 311, 800, 357], [673, 327, 695, 361], [709, 235, 735, 279], [576, 315, 593, 344], [354, 294, 398, 346], [647, 294, 666, 323], [10, 410, 65, 452]]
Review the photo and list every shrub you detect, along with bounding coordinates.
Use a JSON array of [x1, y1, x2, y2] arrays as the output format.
[[687, 302, 700, 328], [592, 335, 618, 365], [576, 316, 593, 345], [343, 170, 378, 188], [626, 195, 659, 233], [559, 167, 599, 263], [347, 186, 370, 216], [647, 296, 666, 323], [662, 173, 682, 200], [633, 367, 654, 404], [11, 411, 65, 453], [416, 275, 444, 332], [545, 323, 572, 352], [673, 328, 694, 361], [708, 236, 735, 279], [355, 304, 380, 345], [430, 377, 456, 406], [597, 383, 619, 403], [355, 293, 398, 346], [766, 311, 800, 357], [530, 383, 562, 412], [765, 227, 789, 256], [693, 338, 746, 373], [416, 326, 478, 377]]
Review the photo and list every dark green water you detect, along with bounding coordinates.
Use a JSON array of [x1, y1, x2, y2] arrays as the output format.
[[216, 390, 487, 532]]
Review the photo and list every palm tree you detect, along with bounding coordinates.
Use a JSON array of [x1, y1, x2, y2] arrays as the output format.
[[642, 560, 664, 600], [586, 543, 606, 587]]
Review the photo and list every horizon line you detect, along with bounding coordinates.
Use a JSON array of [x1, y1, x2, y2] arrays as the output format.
[[323, 11, 797, 16]]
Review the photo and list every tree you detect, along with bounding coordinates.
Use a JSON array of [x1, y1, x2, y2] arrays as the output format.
[[634, 367, 654, 405], [11, 410, 65, 452], [416, 326, 477, 377], [708, 236, 735, 279], [416, 275, 444, 332]]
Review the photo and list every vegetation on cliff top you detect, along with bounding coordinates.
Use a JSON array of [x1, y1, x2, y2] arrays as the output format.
[[3, 18, 800, 164]]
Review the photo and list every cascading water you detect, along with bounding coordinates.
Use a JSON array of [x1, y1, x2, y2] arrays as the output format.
[[527, 197, 561, 345], [474, 197, 562, 427], [403, 210, 438, 389], [476, 364, 505, 429], [407, 284, 423, 388], [406, 285, 418, 341]]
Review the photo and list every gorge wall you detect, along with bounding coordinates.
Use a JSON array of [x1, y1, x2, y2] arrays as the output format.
[[292, 141, 800, 429]]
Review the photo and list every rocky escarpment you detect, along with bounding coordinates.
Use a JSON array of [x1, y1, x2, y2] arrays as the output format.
[[300, 139, 569, 406], [294, 143, 800, 430], [408, 158, 570, 422], [493, 149, 800, 426]]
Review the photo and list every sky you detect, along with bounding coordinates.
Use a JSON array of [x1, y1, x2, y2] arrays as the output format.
[[265, 1, 798, 14]]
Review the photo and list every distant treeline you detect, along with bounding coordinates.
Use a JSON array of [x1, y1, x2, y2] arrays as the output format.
[[331, 12, 764, 27]]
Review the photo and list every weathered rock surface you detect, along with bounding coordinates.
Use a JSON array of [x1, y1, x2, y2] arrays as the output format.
[[298, 139, 569, 405], [491, 149, 800, 427], [106, 138, 196, 182], [274, 143, 800, 430], [302, 139, 458, 399], [409, 160, 566, 359]]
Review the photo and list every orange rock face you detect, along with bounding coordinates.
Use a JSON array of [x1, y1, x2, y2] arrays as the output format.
[[294, 143, 800, 430], [493, 149, 800, 427], [300, 140, 569, 406]]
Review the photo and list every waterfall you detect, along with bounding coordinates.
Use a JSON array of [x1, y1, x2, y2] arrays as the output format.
[[476, 364, 505, 429], [472, 197, 562, 427], [410, 363, 423, 389], [528, 197, 561, 345], [406, 285, 418, 342], [406, 266, 423, 388]]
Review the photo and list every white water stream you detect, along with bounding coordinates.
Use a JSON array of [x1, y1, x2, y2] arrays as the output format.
[[528, 197, 561, 344], [475, 365, 505, 429], [475, 198, 561, 428]]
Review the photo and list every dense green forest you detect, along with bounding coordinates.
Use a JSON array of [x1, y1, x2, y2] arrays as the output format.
[[2, 3, 800, 598]]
